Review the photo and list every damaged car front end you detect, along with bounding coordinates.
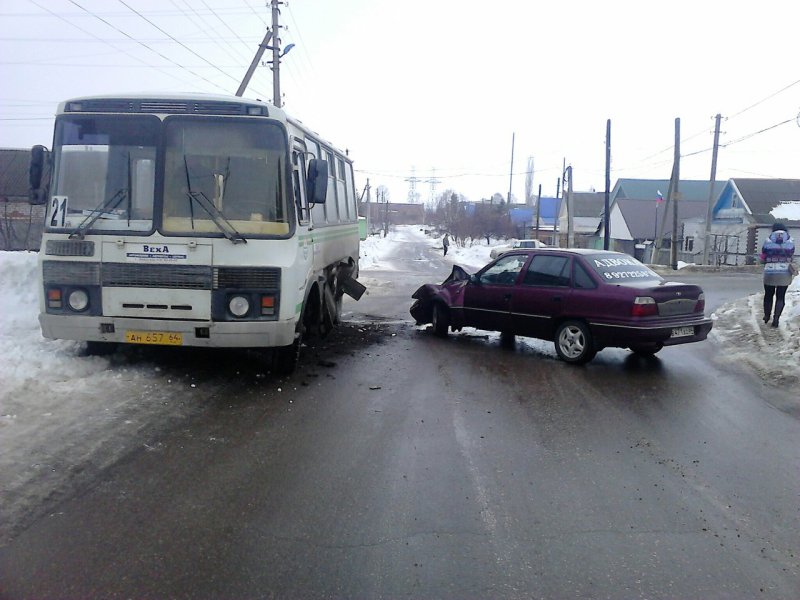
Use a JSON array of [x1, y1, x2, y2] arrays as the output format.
[[410, 265, 470, 336]]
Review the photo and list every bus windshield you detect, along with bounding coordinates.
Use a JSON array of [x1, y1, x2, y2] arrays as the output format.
[[47, 115, 159, 233], [162, 118, 291, 237]]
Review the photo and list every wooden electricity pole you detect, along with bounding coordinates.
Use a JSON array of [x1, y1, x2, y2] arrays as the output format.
[[671, 118, 680, 270], [565, 166, 574, 248], [604, 119, 611, 250], [703, 113, 722, 265], [271, 0, 282, 107], [235, 30, 272, 97], [507, 132, 515, 205]]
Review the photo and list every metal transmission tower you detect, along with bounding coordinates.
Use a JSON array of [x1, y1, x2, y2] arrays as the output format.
[[405, 167, 421, 203], [424, 168, 442, 205]]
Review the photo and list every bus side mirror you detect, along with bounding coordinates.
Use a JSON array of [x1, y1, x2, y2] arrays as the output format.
[[29, 145, 48, 205], [307, 158, 328, 204]]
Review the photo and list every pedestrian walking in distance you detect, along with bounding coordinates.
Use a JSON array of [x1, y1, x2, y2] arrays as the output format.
[[443, 233, 450, 256], [760, 222, 795, 327]]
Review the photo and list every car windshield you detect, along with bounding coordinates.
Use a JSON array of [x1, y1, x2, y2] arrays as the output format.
[[587, 253, 661, 282], [479, 254, 527, 285], [162, 118, 291, 237], [47, 115, 159, 233]]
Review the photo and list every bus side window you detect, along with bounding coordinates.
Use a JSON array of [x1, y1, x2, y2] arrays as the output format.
[[307, 139, 326, 225], [325, 149, 339, 223], [345, 162, 356, 223], [292, 149, 309, 225], [336, 157, 347, 220]]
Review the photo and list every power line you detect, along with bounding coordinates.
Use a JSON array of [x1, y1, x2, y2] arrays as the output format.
[[64, 0, 229, 93], [243, 0, 269, 28], [721, 118, 793, 147], [727, 79, 800, 120], [169, 0, 269, 97], [169, 0, 250, 68], [29, 0, 200, 91], [115, 0, 243, 86], [199, 0, 253, 62]]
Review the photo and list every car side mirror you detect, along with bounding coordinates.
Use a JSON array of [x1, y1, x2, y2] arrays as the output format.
[[469, 274, 480, 285], [306, 158, 328, 204], [29, 145, 48, 205]]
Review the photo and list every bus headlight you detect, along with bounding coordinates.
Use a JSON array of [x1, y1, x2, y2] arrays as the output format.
[[228, 295, 250, 318], [67, 289, 89, 312]]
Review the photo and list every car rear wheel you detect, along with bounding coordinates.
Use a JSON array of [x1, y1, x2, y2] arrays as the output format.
[[431, 302, 450, 337], [554, 320, 596, 364]]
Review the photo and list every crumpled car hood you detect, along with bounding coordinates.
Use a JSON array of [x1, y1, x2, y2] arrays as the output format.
[[411, 265, 470, 302]]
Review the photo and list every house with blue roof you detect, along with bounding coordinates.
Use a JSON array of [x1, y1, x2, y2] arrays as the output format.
[[596, 178, 725, 263], [508, 197, 562, 244], [699, 178, 800, 265]]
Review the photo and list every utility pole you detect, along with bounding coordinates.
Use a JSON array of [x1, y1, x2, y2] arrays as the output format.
[[535, 183, 542, 242], [703, 113, 722, 265], [671, 118, 681, 270], [565, 166, 574, 248], [365, 178, 371, 234], [604, 119, 611, 250], [235, 30, 272, 97], [271, 0, 282, 107], [507, 132, 515, 205]]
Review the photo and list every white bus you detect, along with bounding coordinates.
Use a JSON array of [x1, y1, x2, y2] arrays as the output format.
[[30, 93, 364, 373]]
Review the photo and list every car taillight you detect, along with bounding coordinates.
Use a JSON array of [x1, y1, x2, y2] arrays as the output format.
[[632, 296, 657, 317], [695, 292, 705, 313]]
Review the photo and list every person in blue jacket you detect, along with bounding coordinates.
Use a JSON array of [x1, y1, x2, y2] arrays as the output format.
[[760, 222, 795, 327]]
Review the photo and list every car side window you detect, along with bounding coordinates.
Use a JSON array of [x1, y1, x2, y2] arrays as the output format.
[[573, 262, 597, 289], [523, 255, 570, 287], [480, 254, 527, 286]]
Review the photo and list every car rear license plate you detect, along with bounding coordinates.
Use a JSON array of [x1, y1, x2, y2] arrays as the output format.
[[125, 330, 183, 346], [670, 326, 694, 338]]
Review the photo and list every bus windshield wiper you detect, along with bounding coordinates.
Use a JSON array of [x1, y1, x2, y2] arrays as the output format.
[[68, 187, 128, 239], [184, 190, 247, 244], [183, 155, 246, 244]]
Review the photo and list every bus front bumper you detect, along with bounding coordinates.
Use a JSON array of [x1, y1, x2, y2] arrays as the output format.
[[39, 314, 298, 348]]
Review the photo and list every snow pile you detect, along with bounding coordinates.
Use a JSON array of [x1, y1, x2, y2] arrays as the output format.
[[444, 237, 495, 270], [770, 201, 800, 221], [710, 278, 800, 384], [359, 229, 404, 270], [0, 252, 112, 405]]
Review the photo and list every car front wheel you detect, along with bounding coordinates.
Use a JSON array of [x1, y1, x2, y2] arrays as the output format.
[[554, 320, 596, 364], [431, 302, 450, 337]]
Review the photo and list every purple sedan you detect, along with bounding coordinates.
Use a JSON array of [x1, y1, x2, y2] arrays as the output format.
[[410, 248, 713, 364]]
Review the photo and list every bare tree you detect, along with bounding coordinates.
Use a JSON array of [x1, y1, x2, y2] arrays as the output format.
[[524, 156, 535, 205]]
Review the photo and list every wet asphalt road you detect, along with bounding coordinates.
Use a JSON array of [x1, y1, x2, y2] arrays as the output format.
[[1, 236, 799, 599]]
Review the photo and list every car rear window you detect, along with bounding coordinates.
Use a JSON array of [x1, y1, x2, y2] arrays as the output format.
[[586, 254, 661, 282]]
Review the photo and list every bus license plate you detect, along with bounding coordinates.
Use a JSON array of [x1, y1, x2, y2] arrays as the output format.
[[125, 330, 183, 346], [670, 326, 694, 338]]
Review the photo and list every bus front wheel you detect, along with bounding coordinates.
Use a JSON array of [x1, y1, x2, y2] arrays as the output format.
[[272, 338, 301, 375]]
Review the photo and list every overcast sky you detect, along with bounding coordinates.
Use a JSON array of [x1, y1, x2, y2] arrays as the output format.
[[1, 0, 799, 204]]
